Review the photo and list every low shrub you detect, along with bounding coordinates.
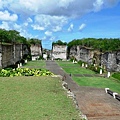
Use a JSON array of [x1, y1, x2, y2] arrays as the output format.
[[88, 64, 104, 73], [0, 68, 54, 77], [112, 72, 120, 81], [78, 60, 86, 66]]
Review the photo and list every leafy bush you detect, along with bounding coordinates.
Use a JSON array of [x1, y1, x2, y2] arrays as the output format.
[[55, 58, 62, 61], [70, 56, 77, 62], [0, 68, 54, 77], [78, 60, 86, 66], [112, 72, 120, 81], [88, 65, 104, 73]]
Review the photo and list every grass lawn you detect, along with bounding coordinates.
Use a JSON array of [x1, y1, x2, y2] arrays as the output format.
[[0, 76, 80, 120], [23, 60, 46, 69], [62, 67, 95, 74], [72, 76, 120, 93], [56, 61, 80, 67], [57, 61, 95, 74], [57, 61, 120, 93]]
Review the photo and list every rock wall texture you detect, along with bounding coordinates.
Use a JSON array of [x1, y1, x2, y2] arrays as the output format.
[[30, 44, 42, 56], [1, 44, 13, 68], [30, 44, 42, 60], [0, 44, 30, 68], [69, 46, 94, 64], [101, 51, 120, 72], [69, 45, 120, 72], [52, 45, 67, 60]]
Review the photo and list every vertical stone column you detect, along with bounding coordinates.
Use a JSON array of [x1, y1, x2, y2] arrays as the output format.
[[107, 72, 111, 78], [100, 69, 102, 75], [20, 44, 23, 59], [0, 44, 2, 68]]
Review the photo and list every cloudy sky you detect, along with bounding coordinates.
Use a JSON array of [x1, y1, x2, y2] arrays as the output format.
[[0, 0, 120, 49]]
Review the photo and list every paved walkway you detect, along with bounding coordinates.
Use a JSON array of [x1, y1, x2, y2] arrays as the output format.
[[46, 60, 120, 120]]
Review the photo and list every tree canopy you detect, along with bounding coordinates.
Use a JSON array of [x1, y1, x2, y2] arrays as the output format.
[[0, 29, 41, 45], [52, 40, 67, 46], [67, 38, 120, 52], [28, 38, 41, 45]]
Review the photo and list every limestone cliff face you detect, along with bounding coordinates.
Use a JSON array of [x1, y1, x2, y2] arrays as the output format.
[[69, 46, 94, 64], [0, 44, 30, 68], [69, 45, 120, 72], [52, 45, 67, 60], [30, 44, 42, 56], [101, 51, 120, 72], [30, 44, 42, 60], [69, 46, 79, 60]]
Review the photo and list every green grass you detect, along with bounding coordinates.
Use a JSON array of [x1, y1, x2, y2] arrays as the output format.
[[0, 76, 80, 120], [62, 67, 95, 74], [23, 60, 46, 69], [72, 76, 120, 93], [57, 61, 80, 67], [112, 72, 120, 81], [57, 61, 95, 74], [57, 61, 120, 93]]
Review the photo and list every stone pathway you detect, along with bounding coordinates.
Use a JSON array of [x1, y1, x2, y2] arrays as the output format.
[[46, 60, 120, 120]]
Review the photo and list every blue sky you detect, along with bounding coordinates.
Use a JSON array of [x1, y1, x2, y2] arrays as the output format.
[[0, 0, 120, 49]]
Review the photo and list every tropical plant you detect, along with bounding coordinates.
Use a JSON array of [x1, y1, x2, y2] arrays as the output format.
[[0, 68, 54, 77]]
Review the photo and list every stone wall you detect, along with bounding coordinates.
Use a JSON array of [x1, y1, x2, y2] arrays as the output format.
[[69, 46, 94, 64], [30, 44, 42, 60], [22, 44, 30, 57], [101, 51, 120, 72], [1, 44, 13, 68], [52, 45, 67, 60], [69, 45, 120, 72], [0, 44, 30, 68]]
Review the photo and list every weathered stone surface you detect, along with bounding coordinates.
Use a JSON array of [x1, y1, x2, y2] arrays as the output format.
[[69, 45, 120, 71], [101, 51, 120, 72], [30, 44, 42, 56], [2, 44, 13, 68], [30, 44, 42, 60], [52, 45, 67, 60], [69, 46, 94, 64], [0, 44, 30, 68]]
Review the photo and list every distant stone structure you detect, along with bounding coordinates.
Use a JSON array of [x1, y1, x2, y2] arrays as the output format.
[[52, 45, 67, 60], [30, 44, 42, 60], [69, 46, 94, 64], [0, 44, 30, 68], [101, 51, 120, 72], [68, 45, 120, 72]]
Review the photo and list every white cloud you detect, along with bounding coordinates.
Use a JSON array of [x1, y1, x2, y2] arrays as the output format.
[[0, 21, 10, 30], [20, 29, 33, 38], [68, 23, 74, 32], [27, 17, 33, 23], [13, 23, 21, 30], [0, 10, 18, 21], [32, 14, 67, 32], [93, 0, 104, 11], [52, 26, 62, 32], [58, 0, 74, 8], [45, 31, 52, 36], [0, 0, 3, 9], [79, 23, 86, 31], [0, 0, 119, 18], [31, 24, 45, 31], [42, 35, 56, 42]]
